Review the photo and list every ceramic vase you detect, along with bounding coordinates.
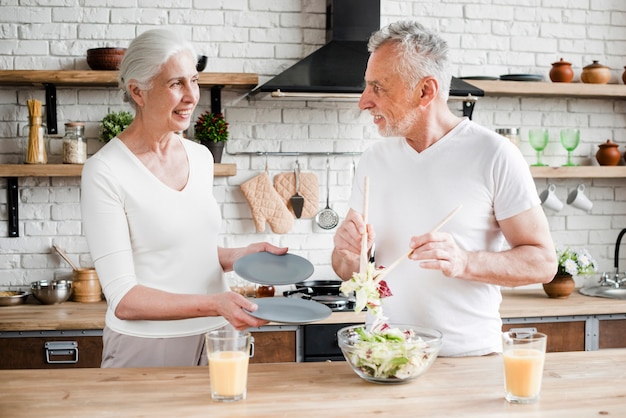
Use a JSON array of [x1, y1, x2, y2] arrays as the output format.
[[581, 60, 611, 84], [596, 140, 622, 166], [202, 141, 225, 163], [543, 274, 575, 299], [549, 58, 574, 83]]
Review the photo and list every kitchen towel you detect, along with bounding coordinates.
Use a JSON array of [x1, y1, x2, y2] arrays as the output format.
[[274, 171, 319, 218], [240, 172, 294, 234]]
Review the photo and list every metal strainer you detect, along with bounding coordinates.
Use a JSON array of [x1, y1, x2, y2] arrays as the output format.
[[315, 158, 339, 230]]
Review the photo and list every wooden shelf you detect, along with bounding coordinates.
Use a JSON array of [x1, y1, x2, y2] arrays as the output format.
[[466, 79, 626, 99], [0, 70, 258, 89], [0, 163, 236, 177], [529, 166, 626, 178]]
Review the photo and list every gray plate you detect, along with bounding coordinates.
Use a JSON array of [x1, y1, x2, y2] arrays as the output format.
[[499, 74, 544, 82], [244, 297, 332, 324], [234, 252, 314, 285]]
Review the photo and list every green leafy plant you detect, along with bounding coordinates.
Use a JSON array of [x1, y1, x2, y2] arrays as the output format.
[[100, 110, 133, 142], [194, 111, 229, 143], [556, 246, 597, 276]]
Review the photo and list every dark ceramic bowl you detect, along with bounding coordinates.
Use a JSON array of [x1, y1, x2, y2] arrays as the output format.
[[87, 47, 126, 71]]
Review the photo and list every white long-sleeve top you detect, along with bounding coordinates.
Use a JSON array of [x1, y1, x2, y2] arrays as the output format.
[[81, 137, 228, 338]]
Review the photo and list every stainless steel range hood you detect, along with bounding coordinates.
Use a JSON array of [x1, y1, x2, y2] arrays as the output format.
[[250, 0, 484, 106]]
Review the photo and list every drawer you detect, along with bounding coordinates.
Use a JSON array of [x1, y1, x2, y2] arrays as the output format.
[[0, 330, 102, 369]]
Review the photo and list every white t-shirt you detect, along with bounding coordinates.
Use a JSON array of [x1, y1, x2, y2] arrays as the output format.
[[81, 137, 228, 338], [350, 118, 539, 356]]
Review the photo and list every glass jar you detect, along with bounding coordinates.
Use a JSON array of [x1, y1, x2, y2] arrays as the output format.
[[25, 116, 48, 164], [63, 122, 86, 164]]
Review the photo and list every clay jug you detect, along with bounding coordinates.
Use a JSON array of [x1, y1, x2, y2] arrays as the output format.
[[581, 60, 611, 84], [549, 58, 574, 83], [71, 268, 102, 303], [596, 140, 622, 166]]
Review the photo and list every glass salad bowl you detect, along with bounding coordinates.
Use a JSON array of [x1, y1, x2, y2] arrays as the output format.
[[337, 324, 443, 384]]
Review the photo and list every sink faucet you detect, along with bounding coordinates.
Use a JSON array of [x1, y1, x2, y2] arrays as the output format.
[[601, 228, 626, 288]]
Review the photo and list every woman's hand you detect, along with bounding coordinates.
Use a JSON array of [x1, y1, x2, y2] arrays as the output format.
[[215, 291, 269, 330], [219, 242, 288, 272]]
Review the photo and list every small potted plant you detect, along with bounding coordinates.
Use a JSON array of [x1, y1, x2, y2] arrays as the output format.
[[100, 110, 133, 142], [194, 111, 229, 163], [544, 246, 597, 299]]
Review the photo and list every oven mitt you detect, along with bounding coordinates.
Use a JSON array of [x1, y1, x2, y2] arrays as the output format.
[[274, 172, 319, 218], [240, 172, 294, 234]]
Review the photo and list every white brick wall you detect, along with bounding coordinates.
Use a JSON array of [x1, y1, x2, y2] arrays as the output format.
[[1, 1, 625, 289]]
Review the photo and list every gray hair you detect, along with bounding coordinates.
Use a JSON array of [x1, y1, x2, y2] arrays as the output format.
[[368, 21, 451, 101], [118, 28, 197, 109]]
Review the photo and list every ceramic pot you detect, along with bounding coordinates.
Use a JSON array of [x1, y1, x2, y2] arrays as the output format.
[[543, 274, 575, 299], [201, 141, 225, 163], [596, 140, 622, 166], [581, 60, 611, 84], [71, 268, 102, 303], [550, 58, 574, 83]]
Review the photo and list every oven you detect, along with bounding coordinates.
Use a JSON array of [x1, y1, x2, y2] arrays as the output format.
[[302, 323, 352, 362]]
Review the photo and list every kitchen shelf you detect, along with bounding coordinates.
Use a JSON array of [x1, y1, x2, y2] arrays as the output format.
[[0, 70, 258, 89], [0, 163, 236, 177], [529, 166, 626, 178], [466, 79, 626, 99], [0, 70, 259, 128]]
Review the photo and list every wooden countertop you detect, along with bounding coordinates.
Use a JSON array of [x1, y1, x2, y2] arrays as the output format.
[[1, 289, 624, 332], [1, 348, 624, 417]]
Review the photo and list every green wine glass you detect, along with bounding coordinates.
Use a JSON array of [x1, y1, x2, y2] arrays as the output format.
[[528, 128, 549, 166], [560, 128, 580, 166]]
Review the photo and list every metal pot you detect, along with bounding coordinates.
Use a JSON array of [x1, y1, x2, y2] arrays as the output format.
[[283, 280, 343, 296]]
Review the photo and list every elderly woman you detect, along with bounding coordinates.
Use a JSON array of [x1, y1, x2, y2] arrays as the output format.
[[81, 29, 286, 368]]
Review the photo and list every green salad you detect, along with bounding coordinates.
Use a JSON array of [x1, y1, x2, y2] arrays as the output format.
[[344, 325, 435, 380]]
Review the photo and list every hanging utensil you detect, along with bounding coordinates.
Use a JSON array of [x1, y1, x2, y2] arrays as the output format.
[[290, 159, 304, 218], [315, 158, 339, 230], [52, 244, 79, 271]]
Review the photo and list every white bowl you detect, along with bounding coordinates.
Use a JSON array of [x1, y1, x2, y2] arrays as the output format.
[[337, 324, 442, 384]]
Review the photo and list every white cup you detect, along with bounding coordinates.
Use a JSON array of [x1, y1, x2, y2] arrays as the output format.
[[539, 183, 563, 211], [567, 184, 593, 211]]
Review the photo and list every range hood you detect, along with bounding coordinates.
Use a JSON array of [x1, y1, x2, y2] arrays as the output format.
[[250, 0, 483, 107]]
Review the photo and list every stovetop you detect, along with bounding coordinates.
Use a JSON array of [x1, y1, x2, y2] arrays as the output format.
[[284, 291, 357, 312]]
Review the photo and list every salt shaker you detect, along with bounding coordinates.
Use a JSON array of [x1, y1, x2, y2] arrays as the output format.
[[63, 122, 86, 164]]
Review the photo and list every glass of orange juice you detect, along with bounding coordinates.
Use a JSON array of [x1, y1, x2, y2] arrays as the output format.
[[502, 330, 547, 404], [206, 329, 255, 402]]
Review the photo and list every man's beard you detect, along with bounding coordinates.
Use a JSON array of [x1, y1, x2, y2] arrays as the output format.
[[377, 109, 420, 138]]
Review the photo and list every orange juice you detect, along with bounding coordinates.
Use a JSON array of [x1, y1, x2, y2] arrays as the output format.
[[209, 351, 249, 399], [503, 348, 545, 398]]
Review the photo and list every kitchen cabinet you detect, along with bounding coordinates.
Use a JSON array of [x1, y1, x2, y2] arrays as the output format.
[[502, 320, 586, 352], [598, 316, 626, 349], [0, 330, 102, 369], [250, 327, 298, 363], [0, 328, 296, 369]]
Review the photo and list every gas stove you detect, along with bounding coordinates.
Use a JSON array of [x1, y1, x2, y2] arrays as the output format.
[[283, 290, 357, 312]]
